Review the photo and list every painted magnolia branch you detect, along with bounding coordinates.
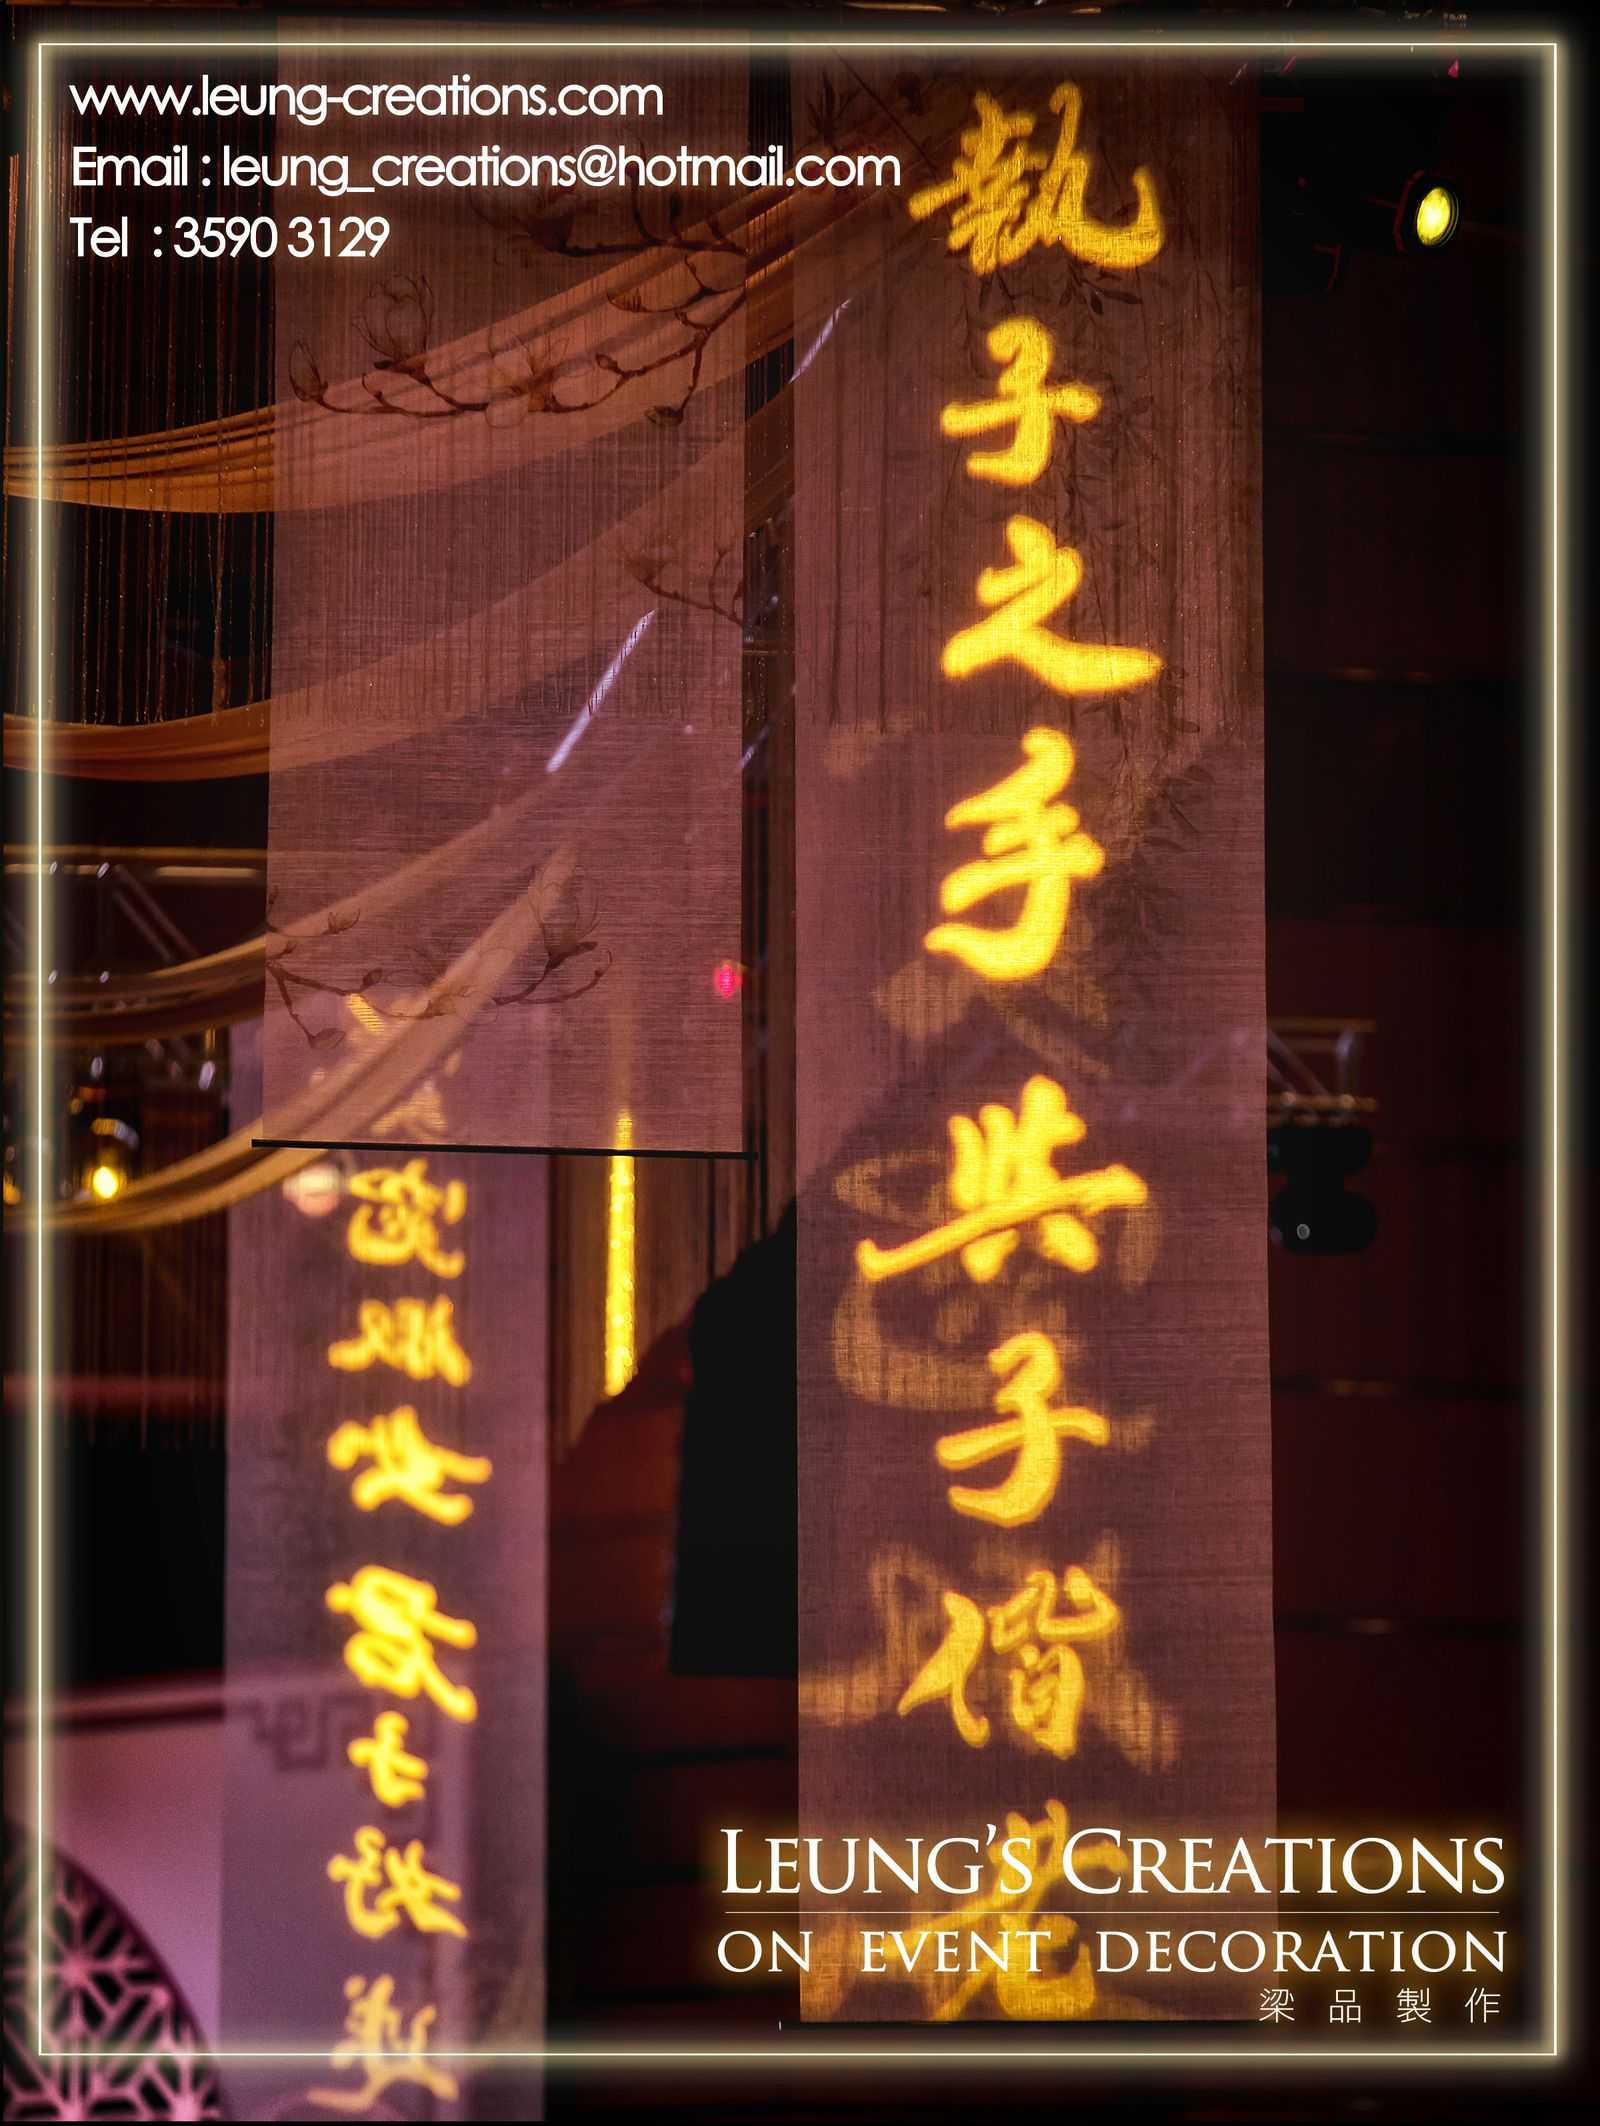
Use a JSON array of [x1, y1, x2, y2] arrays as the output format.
[[264, 852, 611, 1050], [626, 534, 744, 628], [289, 197, 748, 428]]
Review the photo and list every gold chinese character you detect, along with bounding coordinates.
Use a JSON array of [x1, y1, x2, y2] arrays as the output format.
[[810, 1803, 1128, 2022], [937, 1331, 1108, 1528], [925, 727, 1103, 982], [309, 1974, 458, 2113], [346, 1158, 466, 1277], [804, 1540, 1175, 1771], [898, 1589, 991, 1746], [329, 1825, 467, 1940], [908, 82, 1163, 274], [328, 1296, 472, 1385], [348, 1710, 429, 1808], [326, 1566, 477, 1723], [856, 1074, 1147, 1284], [327, 1407, 492, 1525], [898, 1565, 1118, 1757], [939, 1804, 1128, 2020], [944, 516, 1162, 698], [941, 320, 1100, 486]]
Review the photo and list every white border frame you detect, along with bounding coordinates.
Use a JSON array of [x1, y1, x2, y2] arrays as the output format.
[[21, 25, 1568, 2072]]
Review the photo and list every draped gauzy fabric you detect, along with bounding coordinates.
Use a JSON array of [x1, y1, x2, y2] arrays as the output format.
[[221, 1028, 545, 2116], [261, 46, 747, 1153], [793, 59, 1274, 2020]]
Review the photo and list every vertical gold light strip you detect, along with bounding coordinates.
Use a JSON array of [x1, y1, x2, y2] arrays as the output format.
[[32, 31, 53, 2051], [604, 1111, 637, 1397], [1544, 35, 1566, 2065]]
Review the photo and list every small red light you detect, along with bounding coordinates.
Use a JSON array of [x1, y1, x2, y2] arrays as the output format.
[[713, 960, 744, 999]]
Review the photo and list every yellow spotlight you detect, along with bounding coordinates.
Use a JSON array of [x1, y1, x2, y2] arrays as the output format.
[[1413, 184, 1459, 248], [83, 1114, 136, 1201], [604, 1111, 637, 1398]]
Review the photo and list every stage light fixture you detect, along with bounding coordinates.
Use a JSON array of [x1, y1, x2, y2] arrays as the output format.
[[1411, 182, 1460, 248], [1261, 69, 1466, 292], [1271, 1179, 1378, 1256], [1268, 1122, 1377, 1256], [1356, 169, 1464, 261], [79, 1112, 139, 1203]]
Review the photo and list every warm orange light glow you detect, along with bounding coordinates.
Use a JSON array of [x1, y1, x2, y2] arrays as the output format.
[[327, 1406, 491, 1524], [937, 1331, 1109, 1527], [604, 1110, 637, 1397], [310, 1977, 458, 2113], [940, 320, 1100, 486], [88, 1162, 122, 1201], [328, 1295, 472, 1385], [943, 517, 1163, 697], [856, 1074, 1148, 1283], [346, 1159, 467, 1277], [325, 1566, 478, 1723], [329, 1825, 466, 1940], [925, 727, 1103, 981], [348, 1710, 430, 1807], [908, 82, 1163, 274]]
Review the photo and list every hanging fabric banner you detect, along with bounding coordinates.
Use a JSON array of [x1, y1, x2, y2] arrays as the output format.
[[260, 44, 748, 1154], [221, 1027, 546, 2115], [793, 56, 1273, 2021]]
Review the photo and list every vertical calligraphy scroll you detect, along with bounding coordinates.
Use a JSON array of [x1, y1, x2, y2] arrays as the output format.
[[793, 57, 1272, 2020], [261, 44, 748, 1154], [221, 1030, 546, 2114]]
